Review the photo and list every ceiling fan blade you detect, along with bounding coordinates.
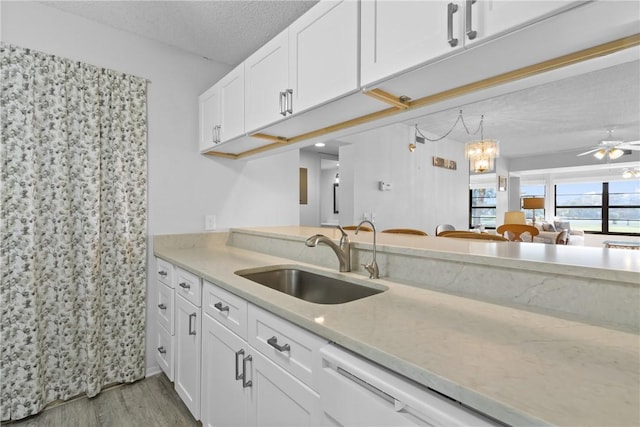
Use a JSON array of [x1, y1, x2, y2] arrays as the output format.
[[618, 144, 640, 151], [577, 148, 601, 156]]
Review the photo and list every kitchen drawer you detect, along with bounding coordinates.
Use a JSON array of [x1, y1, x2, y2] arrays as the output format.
[[202, 280, 248, 340], [156, 258, 174, 287], [156, 322, 174, 381], [157, 280, 174, 335], [175, 267, 202, 307], [248, 304, 327, 390]]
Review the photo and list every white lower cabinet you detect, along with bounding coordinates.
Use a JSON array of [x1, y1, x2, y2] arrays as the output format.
[[201, 280, 323, 426], [175, 292, 202, 419]]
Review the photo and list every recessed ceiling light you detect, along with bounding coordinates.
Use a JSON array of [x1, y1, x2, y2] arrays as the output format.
[[314, 142, 325, 147]]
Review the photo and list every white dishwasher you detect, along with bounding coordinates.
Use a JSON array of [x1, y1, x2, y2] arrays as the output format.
[[319, 344, 499, 427]]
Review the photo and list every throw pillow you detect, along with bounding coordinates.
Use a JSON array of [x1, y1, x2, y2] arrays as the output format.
[[554, 221, 571, 232], [542, 223, 556, 232]]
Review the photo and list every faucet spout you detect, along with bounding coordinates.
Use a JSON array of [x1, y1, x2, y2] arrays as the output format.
[[356, 220, 380, 279], [305, 226, 351, 272]]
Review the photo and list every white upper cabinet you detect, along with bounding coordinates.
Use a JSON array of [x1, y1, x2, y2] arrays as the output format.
[[361, 0, 585, 88], [361, 1, 462, 87], [198, 84, 221, 152], [466, 1, 584, 47], [219, 63, 245, 143], [245, 30, 290, 133], [199, 63, 245, 152], [288, 0, 359, 114]]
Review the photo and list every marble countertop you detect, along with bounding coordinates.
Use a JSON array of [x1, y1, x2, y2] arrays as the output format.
[[154, 230, 639, 427]]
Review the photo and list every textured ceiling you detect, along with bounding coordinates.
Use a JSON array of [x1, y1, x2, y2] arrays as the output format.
[[410, 60, 640, 159], [44, 1, 318, 66]]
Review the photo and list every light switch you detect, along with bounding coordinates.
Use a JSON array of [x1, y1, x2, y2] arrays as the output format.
[[204, 215, 216, 231]]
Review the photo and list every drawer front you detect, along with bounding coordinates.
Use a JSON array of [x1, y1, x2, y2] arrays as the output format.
[[248, 304, 327, 390], [175, 267, 202, 307], [202, 281, 248, 340], [156, 323, 174, 381], [156, 258, 174, 287], [157, 281, 174, 335]]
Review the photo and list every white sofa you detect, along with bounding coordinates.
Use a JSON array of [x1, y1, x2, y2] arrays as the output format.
[[533, 221, 584, 245]]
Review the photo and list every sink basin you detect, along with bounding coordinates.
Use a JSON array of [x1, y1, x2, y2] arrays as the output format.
[[235, 266, 385, 304]]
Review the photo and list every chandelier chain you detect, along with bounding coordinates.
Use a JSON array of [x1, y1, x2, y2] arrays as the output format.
[[415, 110, 484, 142]]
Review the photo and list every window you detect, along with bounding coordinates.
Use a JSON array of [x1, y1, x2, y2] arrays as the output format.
[[608, 180, 640, 234], [470, 187, 496, 229], [521, 184, 545, 223], [555, 181, 640, 235]]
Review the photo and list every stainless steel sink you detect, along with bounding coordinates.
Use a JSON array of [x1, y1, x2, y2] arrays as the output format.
[[235, 266, 385, 304]]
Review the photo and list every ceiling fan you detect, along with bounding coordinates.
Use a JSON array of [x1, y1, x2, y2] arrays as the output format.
[[577, 130, 640, 160]]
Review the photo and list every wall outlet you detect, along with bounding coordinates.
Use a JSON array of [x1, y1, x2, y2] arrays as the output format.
[[204, 214, 216, 231]]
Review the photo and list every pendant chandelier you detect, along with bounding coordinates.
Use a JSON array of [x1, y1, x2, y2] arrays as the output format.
[[465, 115, 499, 173], [414, 111, 499, 173]]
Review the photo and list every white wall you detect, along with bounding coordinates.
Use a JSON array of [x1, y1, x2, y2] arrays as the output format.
[[2, 1, 299, 377], [338, 123, 469, 233]]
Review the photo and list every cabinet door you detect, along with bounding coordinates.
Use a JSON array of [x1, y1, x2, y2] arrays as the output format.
[[289, 0, 359, 114], [361, 0, 461, 87], [466, 0, 583, 46], [199, 84, 221, 152], [201, 314, 250, 427], [245, 30, 289, 133], [174, 294, 201, 419], [219, 63, 245, 143], [248, 349, 320, 427]]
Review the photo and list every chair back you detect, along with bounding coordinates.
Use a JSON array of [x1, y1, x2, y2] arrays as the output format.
[[438, 231, 508, 241], [381, 228, 428, 236], [496, 224, 540, 242], [435, 224, 455, 235], [343, 225, 372, 231]]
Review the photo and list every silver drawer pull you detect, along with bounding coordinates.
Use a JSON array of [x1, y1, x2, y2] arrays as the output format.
[[158, 303, 167, 310], [447, 3, 459, 47], [242, 355, 253, 388], [465, 0, 477, 40], [179, 282, 190, 290], [235, 349, 245, 380], [159, 270, 168, 277], [188, 313, 197, 335], [267, 336, 290, 352], [214, 302, 230, 313], [157, 346, 167, 355]]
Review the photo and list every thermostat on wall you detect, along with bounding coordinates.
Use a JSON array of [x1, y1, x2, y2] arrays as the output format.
[[379, 181, 392, 191]]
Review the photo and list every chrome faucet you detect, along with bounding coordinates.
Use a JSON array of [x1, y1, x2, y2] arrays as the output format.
[[356, 220, 379, 279], [305, 226, 351, 272]]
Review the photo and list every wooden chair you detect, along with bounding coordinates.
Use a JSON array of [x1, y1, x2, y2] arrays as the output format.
[[381, 228, 428, 236], [496, 224, 540, 242], [343, 225, 372, 232], [435, 224, 455, 236], [438, 230, 508, 241]]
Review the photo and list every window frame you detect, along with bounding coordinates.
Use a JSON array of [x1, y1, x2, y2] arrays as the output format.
[[469, 187, 497, 230], [554, 181, 640, 236]]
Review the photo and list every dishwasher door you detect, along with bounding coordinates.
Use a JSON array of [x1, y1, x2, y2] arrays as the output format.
[[319, 344, 497, 427]]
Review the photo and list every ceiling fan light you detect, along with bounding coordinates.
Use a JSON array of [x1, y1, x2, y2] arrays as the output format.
[[608, 148, 624, 159], [593, 149, 606, 160]]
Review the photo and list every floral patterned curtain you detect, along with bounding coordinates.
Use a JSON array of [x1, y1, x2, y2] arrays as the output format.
[[0, 44, 147, 421]]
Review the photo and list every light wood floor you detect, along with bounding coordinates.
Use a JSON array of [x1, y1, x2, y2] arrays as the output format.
[[3, 374, 200, 427]]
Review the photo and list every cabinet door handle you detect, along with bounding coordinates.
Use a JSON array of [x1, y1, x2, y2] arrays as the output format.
[[179, 282, 190, 290], [285, 89, 293, 115], [158, 303, 167, 310], [447, 3, 459, 47], [157, 346, 167, 354], [214, 302, 229, 313], [188, 313, 197, 335], [267, 336, 291, 352], [242, 354, 253, 388], [159, 270, 168, 277], [465, 0, 477, 40], [279, 91, 286, 116], [235, 349, 245, 380]]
